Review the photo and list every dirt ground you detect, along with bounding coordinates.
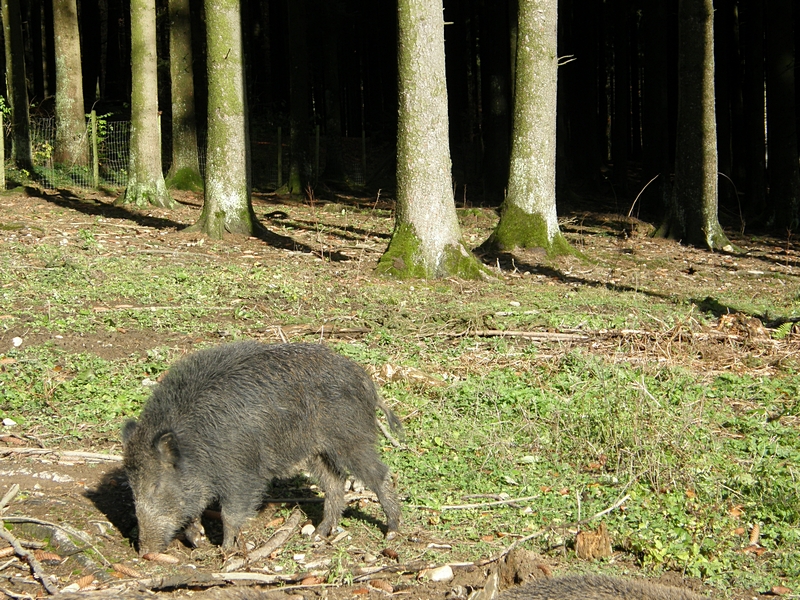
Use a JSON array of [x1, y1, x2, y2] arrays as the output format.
[[0, 186, 798, 599]]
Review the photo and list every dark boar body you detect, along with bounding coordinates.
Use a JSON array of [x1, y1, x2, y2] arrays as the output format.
[[122, 341, 402, 555]]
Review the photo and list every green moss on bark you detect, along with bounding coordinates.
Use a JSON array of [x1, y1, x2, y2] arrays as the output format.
[[167, 167, 204, 192], [376, 223, 429, 278], [377, 223, 491, 279], [118, 179, 175, 209], [484, 203, 578, 257]]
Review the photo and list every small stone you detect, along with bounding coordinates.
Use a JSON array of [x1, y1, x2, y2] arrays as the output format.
[[509, 301, 521, 307], [301, 523, 316, 537], [427, 564, 454, 582], [11, 337, 22, 347]]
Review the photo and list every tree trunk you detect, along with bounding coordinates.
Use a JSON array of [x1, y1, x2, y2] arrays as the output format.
[[53, 0, 88, 167], [740, 2, 766, 217], [2, 0, 34, 171], [287, 0, 309, 195], [641, 1, 671, 217], [377, 0, 487, 279], [765, 0, 800, 229], [480, 0, 511, 204], [321, 0, 345, 183], [611, 0, 630, 193], [561, 0, 600, 192], [657, 0, 731, 250], [166, 0, 202, 190], [481, 0, 573, 256], [714, 0, 735, 211], [119, 0, 174, 208], [187, 0, 258, 238]]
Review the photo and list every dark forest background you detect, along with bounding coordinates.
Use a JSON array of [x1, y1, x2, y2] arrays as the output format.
[[5, 0, 800, 231]]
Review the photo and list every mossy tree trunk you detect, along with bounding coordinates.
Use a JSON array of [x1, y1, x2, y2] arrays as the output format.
[[53, 0, 88, 167], [287, 0, 309, 195], [377, 0, 488, 280], [187, 0, 258, 238], [166, 0, 202, 191], [482, 0, 573, 256], [655, 0, 732, 251], [119, 0, 175, 208], [765, 0, 800, 230], [2, 0, 34, 172]]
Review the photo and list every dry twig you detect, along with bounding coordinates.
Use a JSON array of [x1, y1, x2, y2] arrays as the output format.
[[223, 509, 304, 572], [0, 521, 59, 595]]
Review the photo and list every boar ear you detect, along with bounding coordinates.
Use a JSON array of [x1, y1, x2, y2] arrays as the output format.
[[155, 432, 180, 466], [121, 419, 138, 447]]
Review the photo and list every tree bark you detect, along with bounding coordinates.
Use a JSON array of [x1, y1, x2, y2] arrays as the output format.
[[765, 0, 800, 229], [166, 0, 202, 190], [187, 0, 258, 238], [377, 0, 487, 279], [611, 0, 630, 193], [2, 0, 34, 171], [53, 0, 88, 167], [480, 0, 511, 204], [481, 0, 573, 256], [640, 1, 671, 217], [119, 0, 174, 208], [287, 0, 309, 195], [321, 0, 345, 183], [656, 0, 732, 250], [740, 2, 766, 217]]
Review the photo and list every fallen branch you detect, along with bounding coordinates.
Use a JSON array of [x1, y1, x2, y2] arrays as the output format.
[[0, 519, 59, 595], [0, 484, 20, 512], [352, 560, 439, 582], [377, 420, 403, 448], [443, 330, 590, 342], [440, 495, 540, 511], [0, 448, 122, 462], [223, 509, 304, 572]]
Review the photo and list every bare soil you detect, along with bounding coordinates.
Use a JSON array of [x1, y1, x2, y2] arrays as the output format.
[[1, 187, 797, 599]]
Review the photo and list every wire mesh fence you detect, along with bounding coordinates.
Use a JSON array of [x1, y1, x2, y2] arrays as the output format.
[[3, 115, 374, 192]]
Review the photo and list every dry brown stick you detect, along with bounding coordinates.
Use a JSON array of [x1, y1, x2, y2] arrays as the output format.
[[0, 520, 59, 595], [440, 495, 540, 511], [0, 484, 20, 512], [351, 560, 439, 582], [223, 509, 304, 572], [0, 448, 122, 462], [0, 587, 33, 599], [377, 419, 403, 448], [443, 329, 590, 341]]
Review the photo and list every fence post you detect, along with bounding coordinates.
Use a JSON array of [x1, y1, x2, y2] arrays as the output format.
[[91, 110, 99, 188], [315, 124, 320, 182], [0, 111, 4, 191], [277, 126, 282, 188]]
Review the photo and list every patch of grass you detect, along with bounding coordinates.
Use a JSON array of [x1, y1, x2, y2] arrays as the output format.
[[379, 355, 799, 591], [0, 345, 173, 440]]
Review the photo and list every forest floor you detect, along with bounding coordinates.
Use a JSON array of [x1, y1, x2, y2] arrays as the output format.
[[0, 184, 798, 600]]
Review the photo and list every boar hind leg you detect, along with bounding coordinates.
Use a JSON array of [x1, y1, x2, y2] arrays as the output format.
[[347, 452, 401, 538], [308, 455, 347, 538]]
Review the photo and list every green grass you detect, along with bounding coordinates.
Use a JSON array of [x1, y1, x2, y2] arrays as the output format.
[[1, 219, 799, 594]]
